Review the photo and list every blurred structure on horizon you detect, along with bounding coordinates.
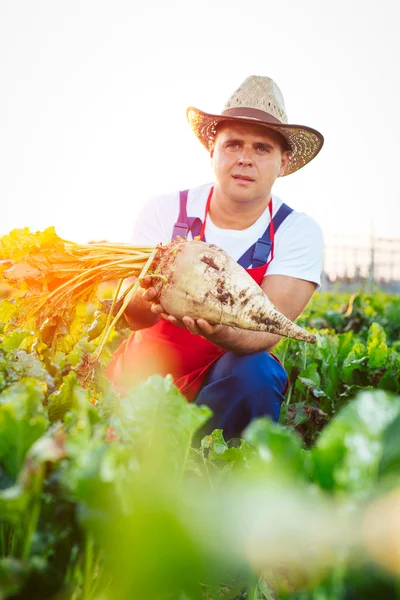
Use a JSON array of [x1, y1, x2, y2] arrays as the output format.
[[322, 233, 400, 293]]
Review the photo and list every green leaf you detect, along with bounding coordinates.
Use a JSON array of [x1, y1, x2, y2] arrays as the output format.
[[300, 362, 321, 386], [0, 557, 30, 597], [367, 323, 388, 369], [47, 371, 81, 423], [312, 390, 400, 493], [56, 303, 89, 354], [292, 402, 308, 427], [0, 329, 35, 352], [0, 379, 49, 478], [0, 484, 29, 522], [3, 348, 53, 390], [113, 375, 212, 477], [342, 342, 368, 383], [377, 350, 400, 393], [200, 429, 255, 467], [244, 417, 310, 480], [0, 299, 17, 324], [368, 343, 388, 370], [378, 413, 400, 480], [298, 377, 326, 399], [338, 331, 356, 363], [0, 433, 65, 533], [316, 334, 340, 399]]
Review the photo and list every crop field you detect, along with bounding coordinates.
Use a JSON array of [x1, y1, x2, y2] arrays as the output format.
[[0, 284, 400, 599]]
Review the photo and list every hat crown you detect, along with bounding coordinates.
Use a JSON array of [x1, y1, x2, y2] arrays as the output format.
[[223, 75, 288, 124]]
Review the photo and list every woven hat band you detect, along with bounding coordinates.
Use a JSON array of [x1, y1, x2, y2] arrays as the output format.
[[222, 107, 282, 125]]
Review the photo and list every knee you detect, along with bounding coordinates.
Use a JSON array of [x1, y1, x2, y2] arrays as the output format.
[[232, 352, 288, 394]]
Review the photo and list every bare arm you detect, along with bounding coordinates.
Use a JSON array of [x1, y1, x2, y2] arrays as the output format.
[[163, 274, 317, 353]]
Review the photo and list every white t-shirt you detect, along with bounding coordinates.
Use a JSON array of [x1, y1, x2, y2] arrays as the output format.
[[132, 182, 324, 286]]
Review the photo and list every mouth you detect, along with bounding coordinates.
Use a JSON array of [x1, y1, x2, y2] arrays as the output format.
[[232, 174, 255, 183]]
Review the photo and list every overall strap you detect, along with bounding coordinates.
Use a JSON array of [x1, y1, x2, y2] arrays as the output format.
[[238, 203, 293, 268], [190, 218, 204, 239], [172, 189, 207, 241], [172, 190, 190, 240]]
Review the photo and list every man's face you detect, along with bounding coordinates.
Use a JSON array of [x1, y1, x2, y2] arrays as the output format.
[[210, 121, 291, 203]]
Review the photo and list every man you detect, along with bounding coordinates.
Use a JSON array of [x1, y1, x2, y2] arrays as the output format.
[[106, 75, 324, 440]]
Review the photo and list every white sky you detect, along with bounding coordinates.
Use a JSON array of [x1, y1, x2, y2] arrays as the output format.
[[1, 0, 399, 244]]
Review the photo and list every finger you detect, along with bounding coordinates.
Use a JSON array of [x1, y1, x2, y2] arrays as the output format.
[[166, 315, 186, 330], [140, 277, 154, 289], [142, 287, 158, 302], [182, 316, 201, 335], [150, 303, 164, 314], [196, 319, 217, 335], [167, 315, 179, 325]]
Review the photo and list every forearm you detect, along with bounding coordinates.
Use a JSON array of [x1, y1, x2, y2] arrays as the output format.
[[209, 325, 282, 354]]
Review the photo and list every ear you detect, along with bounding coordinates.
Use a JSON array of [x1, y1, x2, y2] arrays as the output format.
[[209, 142, 215, 159], [278, 150, 291, 177]]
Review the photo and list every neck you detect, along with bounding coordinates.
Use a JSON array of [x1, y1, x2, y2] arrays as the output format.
[[209, 185, 271, 230]]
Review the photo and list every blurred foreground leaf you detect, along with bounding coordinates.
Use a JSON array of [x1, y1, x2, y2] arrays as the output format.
[[312, 390, 400, 493], [0, 379, 49, 478]]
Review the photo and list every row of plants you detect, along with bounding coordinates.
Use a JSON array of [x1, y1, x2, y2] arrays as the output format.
[[0, 290, 399, 599], [277, 292, 400, 443]]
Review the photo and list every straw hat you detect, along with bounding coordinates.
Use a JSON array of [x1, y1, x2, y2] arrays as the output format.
[[187, 75, 324, 176]]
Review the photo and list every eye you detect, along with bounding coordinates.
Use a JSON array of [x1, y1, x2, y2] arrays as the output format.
[[226, 142, 240, 150], [256, 145, 270, 153]]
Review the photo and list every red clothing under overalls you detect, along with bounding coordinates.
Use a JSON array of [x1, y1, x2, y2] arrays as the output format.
[[106, 188, 293, 401]]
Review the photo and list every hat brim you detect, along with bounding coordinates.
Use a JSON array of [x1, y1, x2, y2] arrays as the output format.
[[186, 107, 324, 176]]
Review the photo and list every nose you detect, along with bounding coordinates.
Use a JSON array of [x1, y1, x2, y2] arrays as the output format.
[[237, 148, 253, 166]]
